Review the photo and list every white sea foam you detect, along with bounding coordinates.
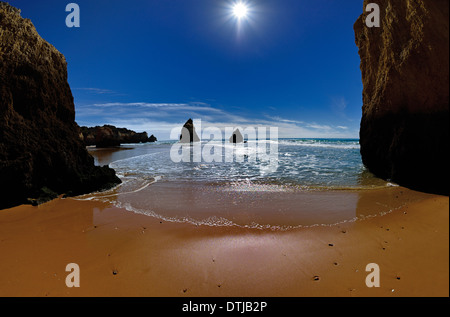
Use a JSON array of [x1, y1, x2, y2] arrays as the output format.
[[277, 140, 360, 149], [72, 138, 398, 230], [107, 196, 398, 232]]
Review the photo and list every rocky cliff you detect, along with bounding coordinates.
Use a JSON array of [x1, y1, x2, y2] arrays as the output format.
[[229, 129, 244, 144], [180, 119, 200, 143], [354, 0, 449, 194], [80, 125, 157, 147], [0, 2, 121, 209]]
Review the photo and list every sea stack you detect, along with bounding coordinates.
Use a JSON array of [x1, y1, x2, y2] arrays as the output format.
[[180, 119, 200, 143], [229, 129, 244, 144], [354, 0, 449, 195], [148, 134, 157, 142], [0, 3, 121, 209]]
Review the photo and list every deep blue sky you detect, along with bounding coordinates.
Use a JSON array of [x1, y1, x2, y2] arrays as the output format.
[[10, 0, 364, 139]]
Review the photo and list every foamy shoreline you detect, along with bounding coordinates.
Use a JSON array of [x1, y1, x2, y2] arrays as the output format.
[[0, 145, 447, 297]]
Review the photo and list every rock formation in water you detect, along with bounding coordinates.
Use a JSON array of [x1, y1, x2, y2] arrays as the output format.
[[180, 119, 200, 143], [0, 2, 121, 209], [354, 0, 449, 195], [229, 129, 244, 144], [148, 134, 157, 142], [80, 125, 157, 147]]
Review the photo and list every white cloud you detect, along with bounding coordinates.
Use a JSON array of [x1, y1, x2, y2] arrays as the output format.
[[266, 115, 305, 125], [306, 123, 332, 130], [75, 101, 359, 140], [73, 87, 118, 95]]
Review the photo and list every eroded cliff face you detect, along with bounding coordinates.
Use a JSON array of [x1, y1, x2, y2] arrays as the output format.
[[0, 3, 121, 208], [80, 125, 157, 147], [354, 0, 449, 194]]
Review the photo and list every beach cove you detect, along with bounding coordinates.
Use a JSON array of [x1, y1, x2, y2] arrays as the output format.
[[0, 147, 448, 297], [1, 0, 448, 299]]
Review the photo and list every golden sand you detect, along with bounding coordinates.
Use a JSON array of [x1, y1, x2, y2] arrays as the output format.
[[0, 187, 447, 297]]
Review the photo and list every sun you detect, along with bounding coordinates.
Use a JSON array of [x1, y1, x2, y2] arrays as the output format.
[[233, 2, 249, 19]]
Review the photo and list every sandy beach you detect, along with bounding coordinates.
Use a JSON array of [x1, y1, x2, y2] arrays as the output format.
[[1, 0, 448, 302], [0, 186, 447, 297]]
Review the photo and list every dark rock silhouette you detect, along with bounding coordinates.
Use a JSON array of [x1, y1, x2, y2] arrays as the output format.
[[0, 3, 121, 209], [229, 129, 244, 144], [180, 119, 200, 143], [148, 134, 157, 142], [354, 0, 449, 195], [95, 126, 121, 148], [80, 125, 157, 147]]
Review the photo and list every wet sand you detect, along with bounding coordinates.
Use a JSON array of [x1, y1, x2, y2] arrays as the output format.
[[0, 188, 447, 297], [86, 146, 135, 166]]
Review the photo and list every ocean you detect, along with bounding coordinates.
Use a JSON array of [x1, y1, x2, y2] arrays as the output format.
[[76, 139, 403, 230]]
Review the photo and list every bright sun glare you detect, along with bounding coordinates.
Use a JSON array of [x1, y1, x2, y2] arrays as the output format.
[[233, 2, 248, 19]]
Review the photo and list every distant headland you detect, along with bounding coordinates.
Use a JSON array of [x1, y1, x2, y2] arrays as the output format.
[[80, 125, 157, 148]]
